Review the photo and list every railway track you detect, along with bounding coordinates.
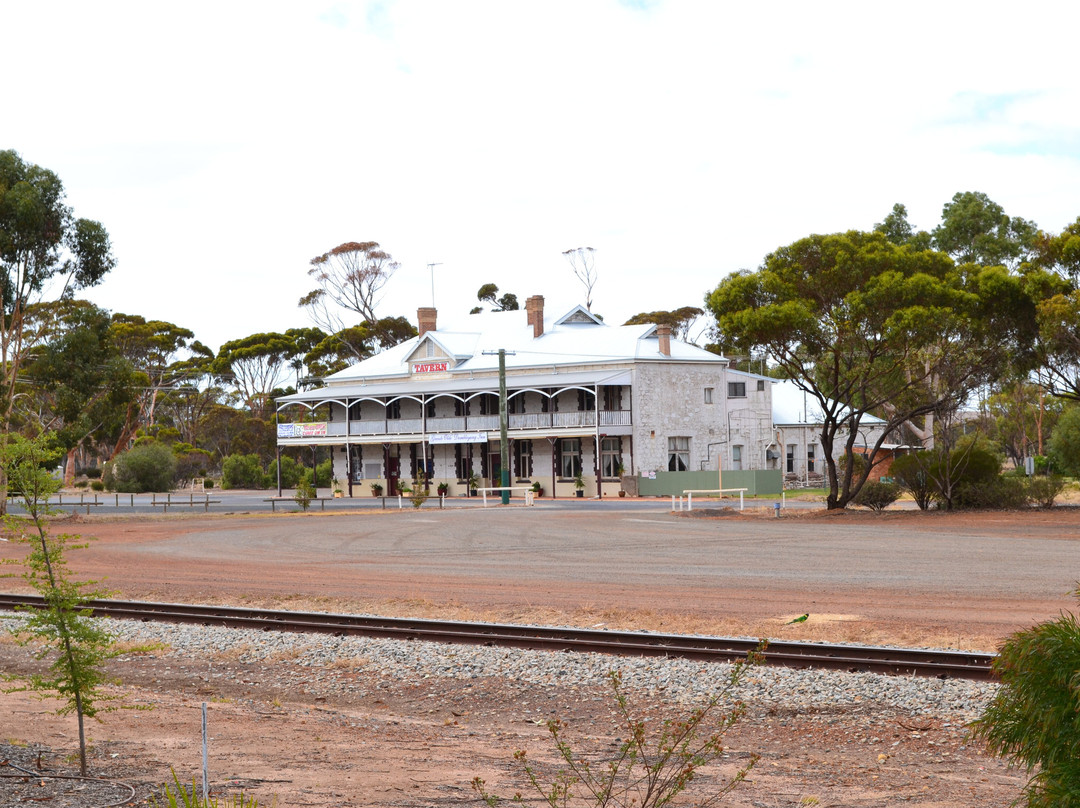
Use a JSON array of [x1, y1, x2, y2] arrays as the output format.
[[0, 593, 996, 681]]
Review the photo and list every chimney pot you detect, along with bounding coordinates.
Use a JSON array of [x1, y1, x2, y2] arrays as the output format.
[[417, 307, 437, 337]]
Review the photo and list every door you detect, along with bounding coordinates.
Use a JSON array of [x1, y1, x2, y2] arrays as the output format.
[[387, 457, 400, 495]]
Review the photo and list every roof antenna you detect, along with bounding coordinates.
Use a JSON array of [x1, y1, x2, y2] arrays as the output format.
[[427, 262, 443, 308]]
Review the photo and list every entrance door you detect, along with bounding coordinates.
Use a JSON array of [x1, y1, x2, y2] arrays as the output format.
[[488, 451, 501, 486], [387, 457, 400, 495]]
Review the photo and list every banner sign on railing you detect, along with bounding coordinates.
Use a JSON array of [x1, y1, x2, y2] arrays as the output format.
[[428, 432, 488, 444], [277, 422, 328, 438]]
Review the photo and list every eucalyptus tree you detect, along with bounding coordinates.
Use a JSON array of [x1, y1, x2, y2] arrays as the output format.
[[708, 230, 1037, 509]]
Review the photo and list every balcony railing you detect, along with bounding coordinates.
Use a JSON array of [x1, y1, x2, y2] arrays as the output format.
[[281, 410, 632, 440]]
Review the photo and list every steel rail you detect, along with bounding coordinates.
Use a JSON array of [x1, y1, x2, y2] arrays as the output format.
[[0, 593, 995, 681]]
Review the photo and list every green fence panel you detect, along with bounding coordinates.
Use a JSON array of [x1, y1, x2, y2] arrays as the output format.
[[635, 469, 782, 497]]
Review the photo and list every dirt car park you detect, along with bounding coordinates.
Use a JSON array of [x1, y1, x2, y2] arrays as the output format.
[[1, 500, 1077, 806]]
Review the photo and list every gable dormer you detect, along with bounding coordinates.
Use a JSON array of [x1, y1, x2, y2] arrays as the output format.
[[554, 305, 604, 326], [406, 333, 457, 375]]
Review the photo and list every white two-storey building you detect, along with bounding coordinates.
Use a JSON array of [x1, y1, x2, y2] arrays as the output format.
[[275, 296, 776, 498]]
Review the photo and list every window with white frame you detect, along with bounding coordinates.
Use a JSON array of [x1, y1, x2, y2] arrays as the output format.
[[601, 437, 622, 478], [668, 437, 690, 471], [786, 444, 797, 473], [558, 438, 582, 478], [731, 444, 743, 470], [704, 387, 714, 404]]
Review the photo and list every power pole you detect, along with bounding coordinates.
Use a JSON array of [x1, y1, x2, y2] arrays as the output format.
[[483, 349, 516, 504]]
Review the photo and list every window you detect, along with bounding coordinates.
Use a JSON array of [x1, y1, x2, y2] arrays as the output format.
[[602, 385, 622, 411], [601, 437, 622, 478], [757, 379, 765, 391], [731, 444, 743, 470], [455, 444, 472, 480], [514, 440, 532, 479], [475, 394, 498, 415], [348, 401, 362, 420], [786, 444, 797, 474], [704, 387, 714, 404], [508, 394, 525, 414], [727, 381, 746, 398], [668, 437, 690, 471], [558, 438, 582, 478], [425, 399, 436, 418], [577, 389, 596, 412], [386, 399, 401, 419], [807, 444, 816, 473]]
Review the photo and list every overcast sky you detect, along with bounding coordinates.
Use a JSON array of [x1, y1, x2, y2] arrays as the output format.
[[7, 1, 1080, 352]]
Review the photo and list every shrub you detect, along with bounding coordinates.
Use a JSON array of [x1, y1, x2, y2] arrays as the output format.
[[78, 467, 103, 479], [152, 769, 260, 807], [294, 478, 315, 511], [204, 478, 214, 489], [173, 447, 213, 483], [408, 478, 428, 509], [853, 480, 900, 513], [106, 443, 177, 493], [267, 455, 303, 489], [953, 476, 1027, 510], [314, 457, 333, 488], [90, 480, 105, 492], [889, 452, 937, 510], [74, 480, 88, 488], [221, 454, 268, 490], [1025, 475, 1067, 509], [473, 656, 762, 808], [1049, 405, 1080, 478], [970, 596, 1080, 807]]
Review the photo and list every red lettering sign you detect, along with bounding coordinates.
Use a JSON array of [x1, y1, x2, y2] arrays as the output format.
[[413, 361, 449, 373]]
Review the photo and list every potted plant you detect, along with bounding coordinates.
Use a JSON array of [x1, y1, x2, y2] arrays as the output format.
[[437, 481, 449, 497], [332, 476, 343, 498], [573, 471, 585, 497], [467, 471, 480, 497], [615, 462, 626, 497], [530, 481, 543, 497], [370, 482, 384, 497]]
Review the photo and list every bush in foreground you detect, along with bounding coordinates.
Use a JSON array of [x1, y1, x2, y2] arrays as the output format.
[[853, 480, 901, 513], [970, 595, 1080, 807]]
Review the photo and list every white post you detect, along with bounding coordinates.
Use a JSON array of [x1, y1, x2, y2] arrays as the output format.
[[739, 491, 744, 511], [482, 489, 488, 507], [201, 703, 209, 803], [688, 492, 693, 512]]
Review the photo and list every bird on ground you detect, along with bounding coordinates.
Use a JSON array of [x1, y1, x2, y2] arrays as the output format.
[[785, 614, 809, 625]]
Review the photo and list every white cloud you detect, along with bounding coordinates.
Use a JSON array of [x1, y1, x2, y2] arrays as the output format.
[[5, 0, 1079, 350]]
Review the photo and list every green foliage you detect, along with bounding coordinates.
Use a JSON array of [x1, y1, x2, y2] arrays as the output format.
[[0, 434, 129, 777], [106, 442, 177, 493], [1049, 405, 1080, 477], [707, 228, 1036, 509], [203, 478, 214, 489], [408, 478, 428, 509], [90, 480, 105, 492], [931, 191, 1038, 269], [623, 306, 705, 341], [853, 480, 900, 513], [473, 657, 761, 808], [370, 482, 384, 495], [267, 455, 303, 489], [152, 769, 260, 807], [970, 598, 1080, 807], [173, 446, 213, 483], [314, 457, 332, 488], [221, 454, 268, 490], [953, 476, 1028, 510], [1025, 475, 1067, 509], [477, 283, 520, 312], [294, 477, 315, 511], [889, 452, 937, 510]]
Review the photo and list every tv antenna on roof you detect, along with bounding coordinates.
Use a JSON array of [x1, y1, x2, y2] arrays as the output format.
[[427, 262, 443, 308]]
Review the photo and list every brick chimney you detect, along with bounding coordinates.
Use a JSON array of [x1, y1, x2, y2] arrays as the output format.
[[656, 324, 671, 357], [417, 307, 437, 337], [525, 295, 545, 338]]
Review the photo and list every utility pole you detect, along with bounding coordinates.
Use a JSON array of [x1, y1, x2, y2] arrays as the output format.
[[483, 349, 516, 504]]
